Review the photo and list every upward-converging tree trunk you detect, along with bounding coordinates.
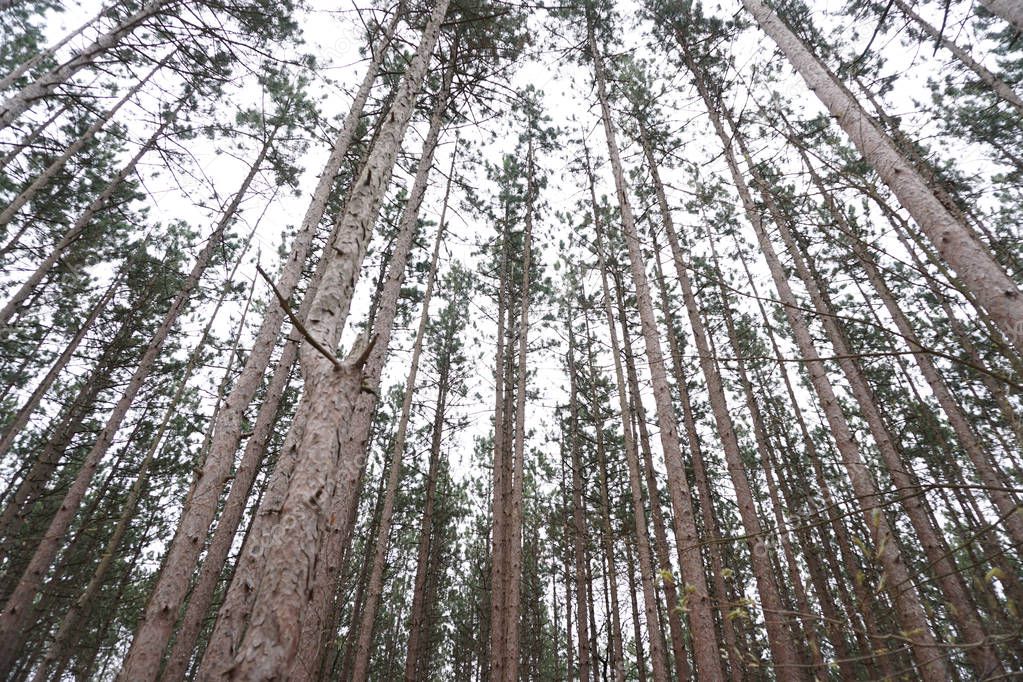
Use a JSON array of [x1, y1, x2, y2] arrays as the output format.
[[684, 60, 952, 675], [891, 0, 1023, 114], [118, 16, 401, 679], [0, 126, 274, 677], [636, 121, 806, 680], [586, 12, 724, 680], [202, 4, 449, 676], [589, 205, 671, 682], [741, 0, 1023, 356]]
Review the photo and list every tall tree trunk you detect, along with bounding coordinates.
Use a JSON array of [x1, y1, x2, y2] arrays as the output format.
[[120, 15, 401, 679], [728, 116, 1005, 678], [892, 0, 1023, 113], [347, 145, 451, 682], [500, 133, 535, 682], [586, 159, 674, 682], [586, 14, 723, 680], [0, 266, 123, 463], [581, 315, 626, 682], [636, 122, 805, 679], [741, 0, 1023, 355], [981, 0, 1023, 32], [0, 130, 272, 677], [564, 311, 592, 682], [790, 135, 1023, 554], [288, 55, 456, 679], [694, 81, 950, 677], [0, 0, 171, 131], [209, 6, 449, 674]]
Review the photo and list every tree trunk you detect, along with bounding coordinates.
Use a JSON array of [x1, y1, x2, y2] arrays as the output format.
[[347, 144, 451, 682], [209, 6, 449, 674], [0, 0, 171, 131], [586, 14, 723, 680], [0, 266, 122, 463], [564, 313, 591, 682], [697, 86, 950, 678], [586, 159, 674, 682], [729, 116, 1005, 678], [120, 15, 401, 679], [0, 54, 170, 234], [893, 0, 1023, 113], [31, 250, 255, 682], [581, 315, 626, 682], [0, 130, 271, 677], [637, 123, 805, 679], [741, 0, 1023, 356]]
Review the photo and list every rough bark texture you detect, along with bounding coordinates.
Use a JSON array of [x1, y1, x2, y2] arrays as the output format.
[[119, 16, 400, 679], [208, 5, 449, 675], [742, 0, 1023, 356]]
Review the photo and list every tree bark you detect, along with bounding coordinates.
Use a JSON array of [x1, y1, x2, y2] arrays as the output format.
[[120, 15, 401, 679], [587, 15, 724, 679], [741, 0, 1023, 356]]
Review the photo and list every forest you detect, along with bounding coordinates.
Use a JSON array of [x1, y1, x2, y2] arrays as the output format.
[[0, 0, 1021, 679]]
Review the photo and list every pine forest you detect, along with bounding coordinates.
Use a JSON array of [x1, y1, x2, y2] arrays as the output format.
[[1, 0, 1022, 679]]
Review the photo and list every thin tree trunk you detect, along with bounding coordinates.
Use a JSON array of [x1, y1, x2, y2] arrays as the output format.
[[586, 161, 674, 682], [581, 315, 626, 682], [700, 91, 950, 678], [893, 0, 1023, 113], [347, 147, 451, 682], [637, 123, 805, 679], [729, 116, 1005, 678], [0, 0, 172, 131], [499, 132, 535, 682], [31, 251, 256, 682], [741, 0, 1023, 355], [0, 131, 272, 676], [0, 54, 171, 232], [565, 311, 592, 682], [792, 137, 1023, 554], [0, 101, 70, 174], [0, 267, 123, 464], [586, 15, 723, 680]]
